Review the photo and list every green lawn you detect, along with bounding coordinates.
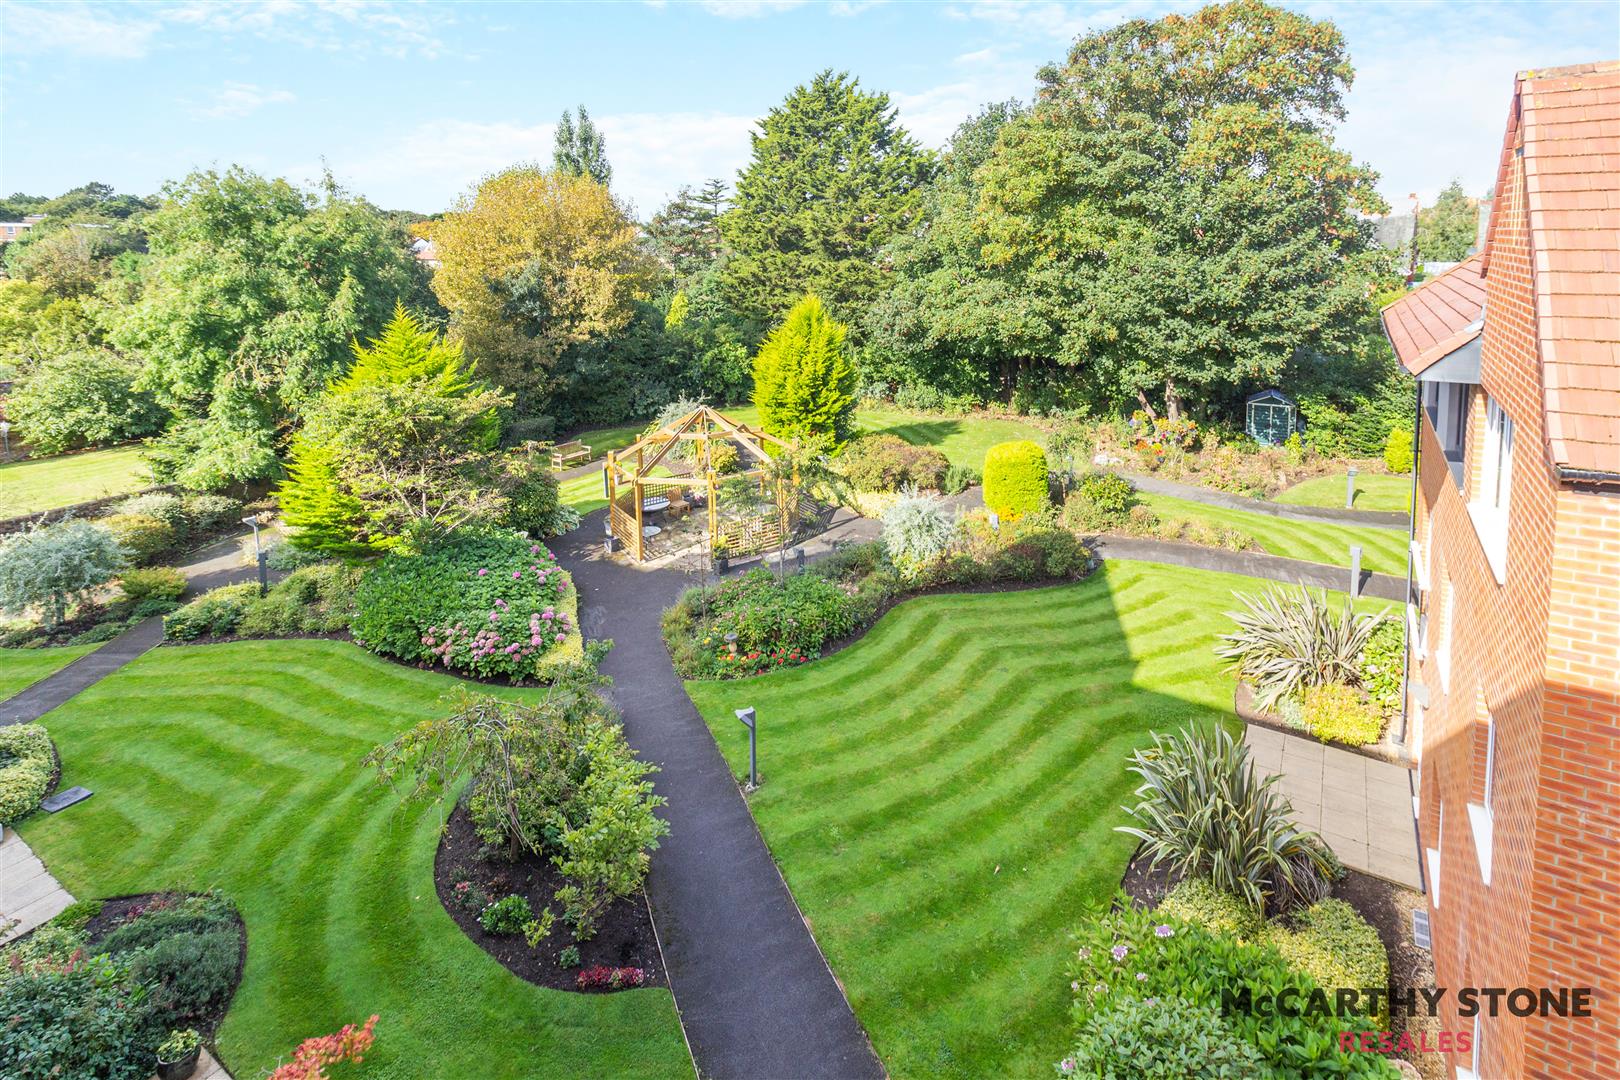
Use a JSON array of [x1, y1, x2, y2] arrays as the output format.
[[19, 640, 691, 1080], [686, 561, 1259, 1079], [562, 406, 1048, 516], [0, 643, 102, 700], [0, 445, 152, 517], [1274, 472, 1412, 515], [1138, 492, 1409, 575]]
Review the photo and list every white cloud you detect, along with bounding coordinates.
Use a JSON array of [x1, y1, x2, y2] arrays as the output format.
[[325, 110, 758, 216], [696, 0, 807, 18], [2, 0, 451, 60], [192, 82, 296, 120]]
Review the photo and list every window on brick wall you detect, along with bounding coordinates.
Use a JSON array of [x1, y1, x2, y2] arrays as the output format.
[[1423, 382, 1472, 488], [1469, 396, 1514, 582], [1468, 710, 1496, 886]]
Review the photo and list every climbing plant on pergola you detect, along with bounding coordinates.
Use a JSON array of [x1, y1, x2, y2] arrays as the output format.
[[604, 405, 797, 561]]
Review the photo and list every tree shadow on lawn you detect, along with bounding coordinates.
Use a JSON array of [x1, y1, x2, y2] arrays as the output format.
[[860, 417, 965, 449], [685, 561, 1244, 1079]]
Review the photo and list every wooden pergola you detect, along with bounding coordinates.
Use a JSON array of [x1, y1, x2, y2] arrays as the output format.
[[604, 405, 797, 562]]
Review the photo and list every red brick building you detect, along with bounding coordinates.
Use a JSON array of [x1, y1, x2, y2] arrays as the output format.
[[1381, 62, 1619, 1080]]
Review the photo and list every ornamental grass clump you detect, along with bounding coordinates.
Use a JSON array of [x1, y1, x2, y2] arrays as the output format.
[[1215, 587, 1386, 711], [1117, 725, 1337, 916]]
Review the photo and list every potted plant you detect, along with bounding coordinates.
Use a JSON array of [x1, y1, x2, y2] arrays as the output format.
[[156, 1028, 202, 1080]]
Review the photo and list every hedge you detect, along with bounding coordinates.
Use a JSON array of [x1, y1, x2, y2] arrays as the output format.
[[982, 440, 1049, 521], [0, 723, 54, 824]]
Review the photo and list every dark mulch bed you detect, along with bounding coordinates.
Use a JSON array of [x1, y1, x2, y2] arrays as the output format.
[[433, 802, 664, 992], [1118, 845, 1439, 1077], [79, 891, 248, 1041]]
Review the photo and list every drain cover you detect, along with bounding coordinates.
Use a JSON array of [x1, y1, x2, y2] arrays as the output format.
[[41, 786, 93, 813]]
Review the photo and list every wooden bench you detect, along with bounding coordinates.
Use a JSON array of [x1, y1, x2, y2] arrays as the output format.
[[551, 441, 592, 469]]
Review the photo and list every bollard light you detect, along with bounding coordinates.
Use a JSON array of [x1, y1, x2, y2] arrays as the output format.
[[735, 707, 758, 789], [794, 546, 805, 572], [1345, 467, 1358, 509], [1349, 543, 1363, 597], [241, 515, 268, 597], [987, 511, 1000, 531]]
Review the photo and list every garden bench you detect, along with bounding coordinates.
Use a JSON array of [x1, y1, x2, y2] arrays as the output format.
[[551, 441, 592, 469]]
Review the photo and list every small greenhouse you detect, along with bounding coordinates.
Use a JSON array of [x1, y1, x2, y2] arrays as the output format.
[[1245, 389, 1298, 445], [604, 405, 798, 563]]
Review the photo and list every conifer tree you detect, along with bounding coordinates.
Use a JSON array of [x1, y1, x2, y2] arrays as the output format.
[[279, 435, 372, 557], [751, 295, 856, 447], [553, 105, 612, 186]]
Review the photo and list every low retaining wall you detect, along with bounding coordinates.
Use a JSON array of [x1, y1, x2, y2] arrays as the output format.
[[0, 485, 176, 536]]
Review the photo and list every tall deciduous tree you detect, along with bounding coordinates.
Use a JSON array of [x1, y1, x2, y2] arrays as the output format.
[[429, 166, 656, 412], [721, 70, 936, 327], [553, 105, 613, 186], [109, 167, 428, 486], [1415, 180, 1478, 264], [751, 295, 856, 447], [961, 1, 1386, 419]]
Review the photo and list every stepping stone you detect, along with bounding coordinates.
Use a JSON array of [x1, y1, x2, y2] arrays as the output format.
[[41, 786, 93, 812]]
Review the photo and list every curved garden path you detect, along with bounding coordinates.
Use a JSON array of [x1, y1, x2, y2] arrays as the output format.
[[1118, 470, 1410, 529], [552, 519, 886, 1080]]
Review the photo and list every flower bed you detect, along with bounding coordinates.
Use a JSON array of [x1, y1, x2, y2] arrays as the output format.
[[351, 530, 580, 682]]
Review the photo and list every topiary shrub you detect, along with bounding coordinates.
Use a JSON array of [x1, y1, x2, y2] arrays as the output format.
[[119, 567, 187, 606], [1157, 877, 1262, 940], [1383, 426, 1414, 473], [1061, 993, 1266, 1079], [981, 440, 1049, 521], [1302, 682, 1384, 746], [101, 513, 175, 565], [0, 723, 54, 824], [1260, 899, 1389, 1023], [751, 295, 858, 447], [1061, 471, 1136, 531]]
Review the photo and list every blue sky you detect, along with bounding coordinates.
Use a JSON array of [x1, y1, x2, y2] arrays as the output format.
[[2, 1, 1616, 219]]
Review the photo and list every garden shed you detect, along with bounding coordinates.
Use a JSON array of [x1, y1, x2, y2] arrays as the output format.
[[604, 405, 798, 562], [1245, 389, 1298, 445]]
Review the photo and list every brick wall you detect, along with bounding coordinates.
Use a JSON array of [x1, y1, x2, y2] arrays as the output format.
[[1411, 100, 1620, 1079]]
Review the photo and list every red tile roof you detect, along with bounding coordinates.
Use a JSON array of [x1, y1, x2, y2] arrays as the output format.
[[1381, 255, 1487, 375], [1519, 61, 1620, 475]]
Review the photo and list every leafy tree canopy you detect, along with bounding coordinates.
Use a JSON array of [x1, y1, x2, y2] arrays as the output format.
[[1415, 180, 1478, 264], [108, 167, 428, 486], [7, 348, 166, 454], [720, 70, 937, 328], [646, 179, 727, 282], [917, 1, 1387, 420], [429, 166, 656, 413], [553, 105, 613, 186]]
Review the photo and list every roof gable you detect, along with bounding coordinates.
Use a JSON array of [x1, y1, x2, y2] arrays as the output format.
[[1380, 255, 1487, 376]]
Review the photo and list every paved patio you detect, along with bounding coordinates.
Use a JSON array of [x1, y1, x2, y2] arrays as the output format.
[[0, 828, 74, 944], [1245, 724, 1423, 890]]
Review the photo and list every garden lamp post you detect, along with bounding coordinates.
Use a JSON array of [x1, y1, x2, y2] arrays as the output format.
[[1345, 467, 1358, 509], [0, 420, 9, 456], [1349, 543, 1363, 598], [241, 514, 268, 597], [735, 707, 758, 789]]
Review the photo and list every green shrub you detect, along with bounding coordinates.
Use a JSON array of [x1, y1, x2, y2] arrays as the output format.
[[1261, 899, 1389, 1023], [0, 949, 156, 1080], [0, 723, 54, 824], [1062, 993, 1266, 1079], [119, 567, 187, 605], [1064, 902, 1396, 1078], [1156, 877, 1261, 939], [112, 494, 190, 538], [0, 519, 126, 628], [1357, 620, 1403, 716], [480, 894, 534, 935], [351, 530, 576, 681], [102, 513, 175, 565], [1215, 588, 1387, 711], [163, 584, 256, 641], [837, 434, 949, 492], [1119, 725, 1336, 916], [181, 494, 244, 534], [126, 929, 239, 1030], [94, 893, 239, 956], [49, 899, 105, 933], [6, 348, 165, 455], [68, 621, 127, 645], [982, 440, 1049, 521], [942, 463, 979, 495], [752, 294, 858, 446], [665, 568, 858, 679], [1383, 426, 1414, 473], [1061, 471, 1136, 531], [708, 440, 741, 475], [1303, 682, 1384, 746]]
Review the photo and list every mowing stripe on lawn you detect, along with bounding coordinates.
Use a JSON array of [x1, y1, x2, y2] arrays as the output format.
[[20, 639, 691, 1080], [1138, 492, 1408, 574], [685, 561, 1341, 1078]]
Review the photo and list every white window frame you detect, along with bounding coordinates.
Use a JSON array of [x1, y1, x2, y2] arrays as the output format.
[[1469, 397, 1514, 582], [1426, 800, 1444, 908], [1469, 714, 1496, 886]]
